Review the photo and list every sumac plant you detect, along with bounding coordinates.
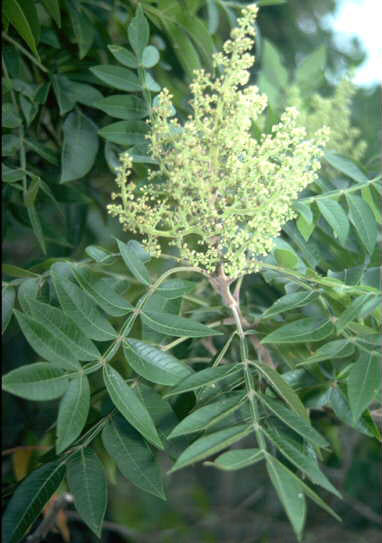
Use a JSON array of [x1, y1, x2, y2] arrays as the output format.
[[2, 5, 381, 543]]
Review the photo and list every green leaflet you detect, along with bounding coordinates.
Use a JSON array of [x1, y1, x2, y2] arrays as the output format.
[[347, 351, 381, 422], [116, 238, 151, 285], [56, 375, 90, 453], [297, 339, 354, 366], [264, 426, 341, 498], [102, 414, 166, 500], [262, 317, 334, 344], [325, 151, 368, 183], [123, 338, 193, 386], [3, 0, 40, 59], [168, 392, 246, 438], [108, 45, 138, 68], [157, 279, 196, 299], [295, 45, 326, 91], [169, 423, 253, 473], [266, 453, 341, 521], [60, 110, 99, 183], [317, 199, 350, 246], [347, 194, 377, 254], [266, 454, 306, 541], [72, 265, 133, 317], [66, 448, 107, 537], [261, 291, 316, 319], [51, 262, 117, 342], [250, 361, 308, 420], [142, 45, 160, 68], [163, 364, 241, 398], [103, 364, 163, 450], [14, 310, 80, 370], [2, 461, 65, 543], [207, 448, 264, 471], [258, 394, 328, 448], [90, 65, 141, 92], [2, 363, 69, 401], [141, 311, 223, 338], [94, 95, 147, 120], [22, 298, 100, 361], [98, 120, 147, 146], [127, 4, 149, 59], [336, 293, 378, 333], [2, 286, 15, 334]]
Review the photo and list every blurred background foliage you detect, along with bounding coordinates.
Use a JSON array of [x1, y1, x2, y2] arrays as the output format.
[[2, 0, 380, 542]]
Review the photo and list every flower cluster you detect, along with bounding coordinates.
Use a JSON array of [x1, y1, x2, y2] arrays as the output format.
[[287, 79, 366, 161], [108, 6, 330, 278]]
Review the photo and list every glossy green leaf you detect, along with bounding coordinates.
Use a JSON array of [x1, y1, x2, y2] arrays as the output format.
[[14, 310, 81, 370], [66, 448, 107, 537], [348, 351, 380, 422], [24, 299, 100, 361], [208, 448, 264, 471], [23, 180, 46, 254], [2, 363, 69, 400], [98, 120, 147, 145], [169, 423, 252, 473], [116, 239, 150, 285], [262, 317, 334, 344], [2, 461, 65, 543], [142, 311, 222, 338], [56, 375, 90, 453], [258, 394, 328, 447], [103, 364, 163, 450], [142, 45, 160, 68], [52, 74, 76, 115], [317, 199, 350, 245], [325, 151, 368, 183], [262, 291, 316, 319], [60, 110, 99, 183], [264, 427, 340, 497], [51, 263, 117, 341], [102, 414, 165, 499], [72, 265, 133, 317], [90, 65, 141, 92], [124, 338, 193, 386], [94, 95, 147, 119], [2, 286, 15, 334], [347, 194, 377, 254], [250, 361, 308, 420], [128, 5, 149, 59], [266, 455, 306, 541], [164, 365, 241, 398], [336, 293, 377, 333], [168, 392, 245, 438]]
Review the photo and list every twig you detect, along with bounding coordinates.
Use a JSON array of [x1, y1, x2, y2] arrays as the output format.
[[26, 493, 73, 543]]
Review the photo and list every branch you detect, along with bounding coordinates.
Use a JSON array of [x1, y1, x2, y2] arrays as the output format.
[[26, 493, 73, 543]]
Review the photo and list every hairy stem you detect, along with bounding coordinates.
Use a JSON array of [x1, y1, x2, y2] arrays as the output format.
[[209, 265, 267, 450]]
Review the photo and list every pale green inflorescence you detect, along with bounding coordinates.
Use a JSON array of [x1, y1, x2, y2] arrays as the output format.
[[108, 6, 330, 279], [287, 79, 366, 162]]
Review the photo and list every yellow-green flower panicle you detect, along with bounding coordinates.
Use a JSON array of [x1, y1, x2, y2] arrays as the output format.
[[108, 6, 330, 278]]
